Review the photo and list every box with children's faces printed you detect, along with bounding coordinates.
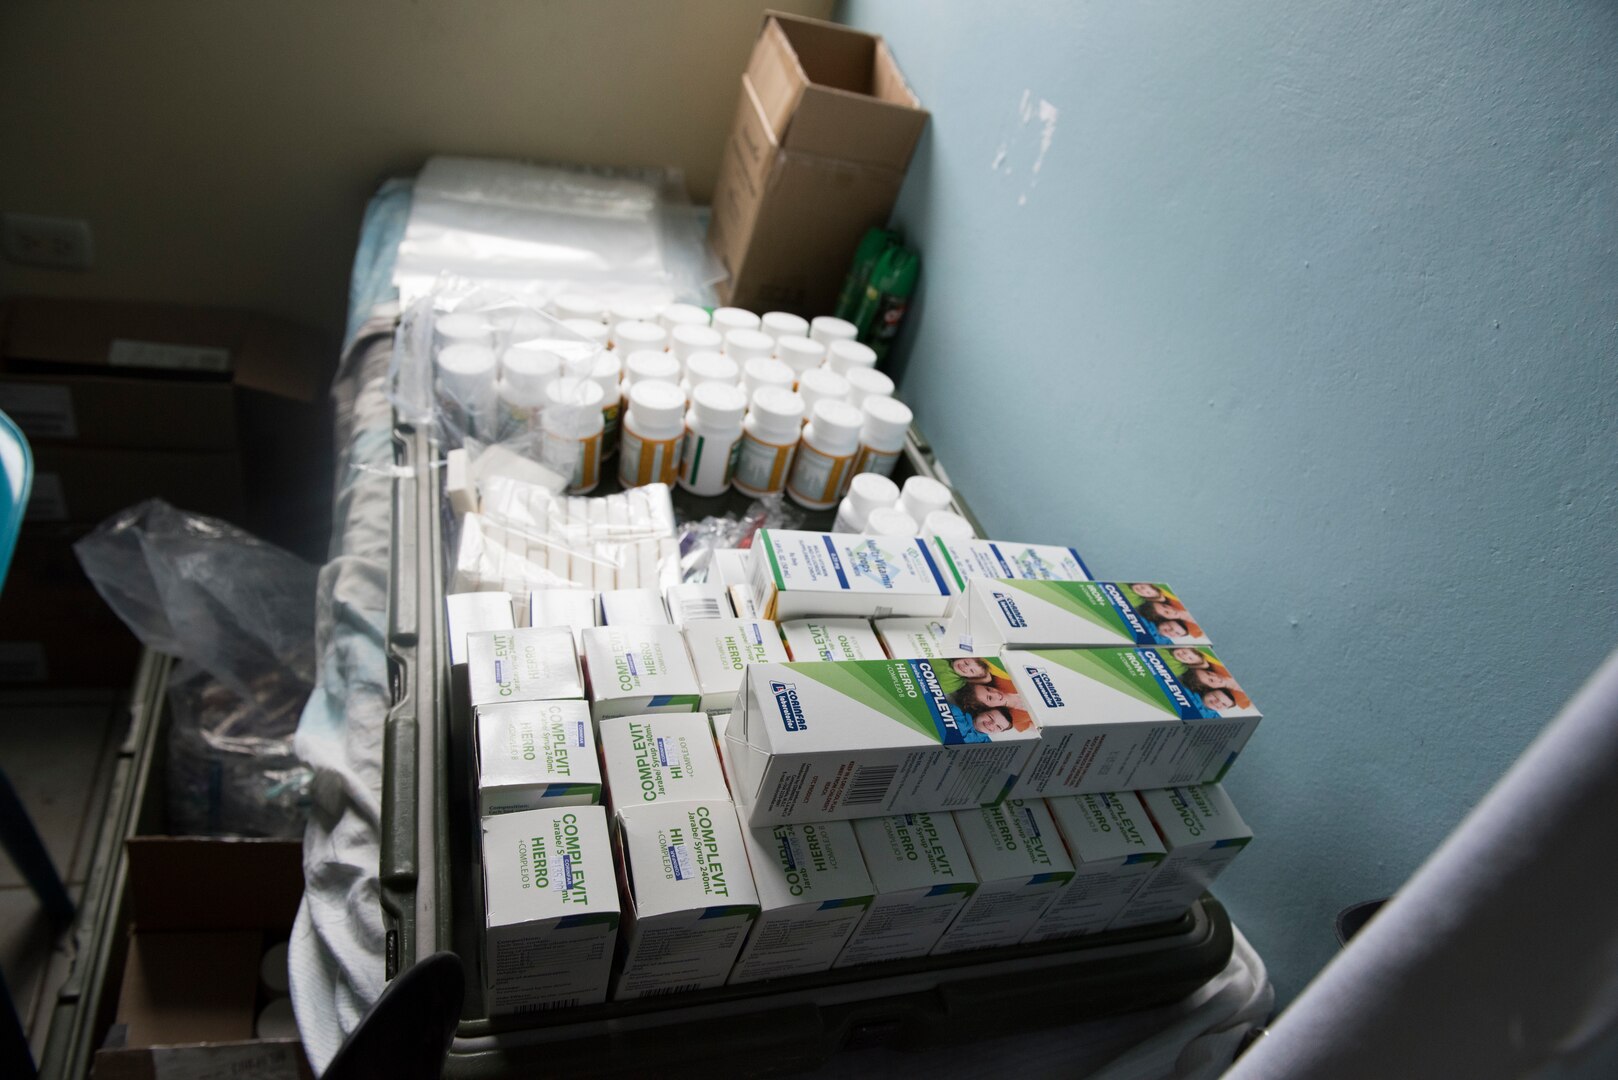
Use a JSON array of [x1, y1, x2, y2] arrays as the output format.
[[729, 657, 1041, 827], [948, 580, 1213, 653], [1004, 646, 1260, 798]]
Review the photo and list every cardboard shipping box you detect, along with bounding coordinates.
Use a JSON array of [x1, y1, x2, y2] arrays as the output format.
[[709, 13, 928, 313], [0, 525, 140, 685]]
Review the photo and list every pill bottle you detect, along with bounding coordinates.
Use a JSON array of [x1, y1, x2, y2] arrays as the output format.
[[850, 395, 913, 478], [660, 303, 712, 331], [587, 350, 623, 459], [685, 351, 740, 391], [608, 300, 662, 326], [712, 307, 761, 334], [679, 382, 749, 497], [827, 339, 878, 376], [618, 380, 687, 489], [435, 312, 493, 351], [542, 377, 606, 494], [498, 342, 562, 438], [786, 400, 864, 510], [810, 315, 859, 347], [923, 509, 977, 540], [613, 319, 667, 355], [670, 324, 723, 369], [732, 386, 804, 497], [796, 367, 850, 424], [761, 311, 809, 343], [623, 349, 681, 394], [725, 328, 777, 365], [743, 357, 796, 399], [775, 336, 826, 382], [554, 293, 607, 323], [897, 475, 952, 525], [865, 506, 919, 537], [833, 472, 901, 533], [845, 366, 896, 407], [561, 318, 610, 351], [435, 343, 498, 440]]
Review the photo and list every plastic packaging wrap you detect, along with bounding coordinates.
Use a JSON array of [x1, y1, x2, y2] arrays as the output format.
[[676, 493, 807, 583]]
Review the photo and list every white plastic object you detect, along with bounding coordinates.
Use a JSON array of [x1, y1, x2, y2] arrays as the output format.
[[679, 382, 749, 497], [498, 343, 562, 436], [786, 399, 864, 510], [760, 311, 809, 343], [923, 509, 977, 539], [864, 506, 920, 537], [712, 306, 761, 334], [608, 300, 662, 326], [435, 342, 498, 439], [685, 351, 740, 389], [897, 475, 953, 524], [660, 303, 711, 330], [561, 318, 610, 348], [725, 328, 777, 365], [796, 367, 850, 420], [623, 349, 681, 391], [743, 357, 796, 399], [851, 395, 912, 479], [614, 319, 668, 354], [554, 293, 608, 322], [810, 315, 859, 347], [434, 312, 494, 349], [733, 386, 804, 497], [844, 366, 895, 407], [775, 335, 826, 379], [670, 324, 724, 366], [542, 377, 606, 493], [827, 339, 879, 375], [619, 380, 687, 488], [832, 472, 900, 532]]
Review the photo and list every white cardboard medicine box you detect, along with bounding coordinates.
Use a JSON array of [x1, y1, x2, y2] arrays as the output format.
[[933, 798, 1074, 955], [683, 619, 791, 713], [873, 617, 967, 660], [599, 713, 731, 814], [1111, 784, 1252, 930], [836, 812, 977, 968], [477, 700, 602, 815], [1029, 791, 1167, 942], [749, 529, 953, 620], [579, 624, 701, 723], [466, 627, 585, 712], [779, 617, 884, 662], [951, 579, 1213, 652]]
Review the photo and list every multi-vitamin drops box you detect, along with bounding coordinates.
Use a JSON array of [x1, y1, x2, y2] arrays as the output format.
[[1111, 784, 1252, 930], [874, 617, 969, 660], [481, 806, 619, 1014], [779, 617, 884, 662], [727, 811, 875, 984], [599, 713, 731, 814], [1005, 646, 1261, 797], [728, 657, 1041, 826], [579, 624, 701, 723], [933, 798, 1075, 955], [950, 580, 1213, 652], [477, 700, 602, 815], [612, 801, 760, 1000], [1026, 792, 1166, 942], [932, 537, 1091, 596], [683, 619, 791, 713], [748, 529, 953, 620], [835, 812, 978, 968], [466, 627, 585, 712]]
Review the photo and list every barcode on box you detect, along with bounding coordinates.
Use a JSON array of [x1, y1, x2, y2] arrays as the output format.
[[514, 997, 580, 1013], [640, 984, 702, 998], [0, 384, 77, 439], [845, 764, 897, 806], [677, 597, 724, 622]]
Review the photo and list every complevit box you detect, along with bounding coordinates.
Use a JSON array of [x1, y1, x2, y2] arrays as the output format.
[[729, 657, 1041, 826], [579, 624, 701, 723], [477, 700, 602, 815], [531, 588, 597, 651], [683, 619, 790, 713], [749, 530, 953, 620], [728, 811, 874, 984], [446, 592, 516, 666], [666, 582, 731, 626], [599, 713, 730, 813], [482, 806, 619, 1014], [933, 537, 1090, 595], [599, 587, 670, 626], [874, 617, 967, 660], [780, 618, 884, 662], [950, 580, 1213, 652], [1006, 646, 1261, 797], [466, 627, 585, 713], [613, 801, 759, 999], [1026, 792, 1165, 942], [933, 799, 1074, 955], [836, 813, 977, 968], [1112, 784, 1251, 930]]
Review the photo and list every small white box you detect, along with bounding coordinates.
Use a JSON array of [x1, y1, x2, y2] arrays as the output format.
[[579, 624, 701, 723], [779, 618, 884, 662], [933, 799, 1075, 955], [445, 447, 477, 515], [446, 592, 516, 666], [728, 810, 874, 984], [477, 700, 602, 815], [749, 530, 953, 620], [950, 580, 1213, 652], [482, 806, 619, 1014], [683, 619, 790, 713], [712, 547, 754, 587], [599, 588, 670, 626], [1005, 646, 1261, 797], [599, 713, 730, 812], [1111, 784, 1252, 930], [613, 801, 760, 1000], [728, 583, 762, 619], [932, 537, 1090, 596], [530, 588, 597, 652], [836, 813, 977, 968], [466, 627, 584, 712], [1027, 792, 1167, 942], [665, 582, 731, 626], [874, 617, 969, 660]]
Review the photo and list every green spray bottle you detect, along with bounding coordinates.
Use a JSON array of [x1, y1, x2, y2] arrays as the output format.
[[853, 245, 919, 360], [835, 227, 899, 321]]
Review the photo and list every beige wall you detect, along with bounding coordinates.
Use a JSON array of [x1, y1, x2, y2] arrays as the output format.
[[0, 0, 833, 338]]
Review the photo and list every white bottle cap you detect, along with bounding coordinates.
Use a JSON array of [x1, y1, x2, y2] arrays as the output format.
[[712, 306, 761, 334], [842, 472, 901, 529], [435, 343, 497, 400], [923, 510, 976, 539], [725, 328, 777, 364], [690, 381, 748, 429], [865, 506, 920, 537], [561, 318, 610, 348], [743, 356, 796, 397], [660, 303, 711, 330], [845, 365, 896, 406], [685, 351, 740, 389], [670, 324, 724, 364], [554, 293, 607, 322], [810, 315, 859, 346], [761, 311, 809, 342], [587, 351, 621, 401], [624, 349, 680, 389], [805, 399, 863, 455], [775, 335, 827, 377], [827, 339, 879, 375], [626, 379, 688, 438], [897, 475, 953, 523], [797, 367, 850, 417], [608, 300, 661, 326], [859, 394, 912, 450], [614, 320, 668, 353], [545, 374, 608, 412], [501, 342, 563, 398], [434, 313, 494, 349], [748, 386, 805, 439]]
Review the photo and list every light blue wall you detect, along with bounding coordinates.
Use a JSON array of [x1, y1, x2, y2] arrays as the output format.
[[841, 0, 1618, 1002]]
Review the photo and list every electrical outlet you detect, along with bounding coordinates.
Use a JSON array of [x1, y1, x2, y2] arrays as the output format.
[[1, 212, 94, 270]]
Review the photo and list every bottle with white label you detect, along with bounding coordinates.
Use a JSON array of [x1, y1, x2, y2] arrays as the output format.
[[498, 342, 561, 438], [760, 311, 809, 343], [833, 472, 901, 532], [587, 351, 623, 459], [850, 395, 912, 479], [660, 303, 712, 331], [796, 367, 850, 424], [670, 325, 723, 370], [561, 318, 610, 351], [775, 336, 826, 383], [679, 382, 748, 497], [865, 505, 919, 537], [786, 400, 864, 510], [554, 294, 608, 323], [743, 357, 796, 400], [725, 329, 777, 366], [622, 349, 681, 395], [732, 386, 804, 497], [827, 339, 878, 376], [810, 315, 859, 347], [541, 377, 606, 494], [684, 351, 740, 392], [712, 307, 761, 335], [845, 366, 895, 407], [896, 475, 953, 525], [618, 380, 687, 489], [435, 343, 498, 440], [613, 320, 668, 355], [922, 509, 976, 539], [435, 312, 494, 351]]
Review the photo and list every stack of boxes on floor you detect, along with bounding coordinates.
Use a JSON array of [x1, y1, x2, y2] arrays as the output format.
[[450, 494, 1258, 1011]]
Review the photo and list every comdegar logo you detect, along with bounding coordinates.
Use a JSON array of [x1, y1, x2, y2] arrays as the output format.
[[993, 590, 1027, 628], [771, 680, 808, 731]]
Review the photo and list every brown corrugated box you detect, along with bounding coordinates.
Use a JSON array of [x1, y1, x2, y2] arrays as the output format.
[[709, 12, 927, 314]]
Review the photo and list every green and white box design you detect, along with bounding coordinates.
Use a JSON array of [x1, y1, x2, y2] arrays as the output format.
[[467, 627, 585, 712], [613, 801, 760, 1000], [481, 806, 619, 1014], [477, 700, 602, 815], [749, 529, 954, 620], [600, 713, 731, 813], [949, 579, 1212, 652], [580, 624, 701, 723], [730, 658, 1041, 827], [684, 619, 790, 713], [933, 537, 1090, 599], [836, 812, 978, 968], [1005, 647, 1261, 798], [1027, 792, 1166, 942], [1112, 784, 1251, 930], [728, 811, 875, 984], [874, 618, 969, 660], [934, 799, 1075, 955], [780, 618, 884, 662]]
